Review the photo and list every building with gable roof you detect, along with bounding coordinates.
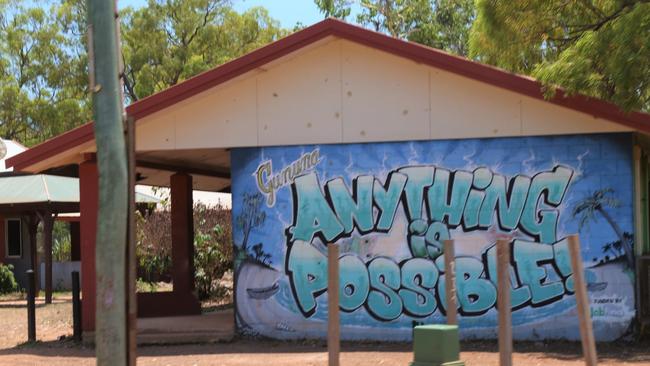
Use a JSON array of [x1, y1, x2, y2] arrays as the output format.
[[6, 19, 650, 341]]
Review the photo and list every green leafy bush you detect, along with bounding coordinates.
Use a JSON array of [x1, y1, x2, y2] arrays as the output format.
[[194, 203, 233, 300], [136, 210, 172, 283], [0, 264, 18, 294], [136, 278, 159, 293], [136, 202, 232, 300], [52, 221, 71, 262]]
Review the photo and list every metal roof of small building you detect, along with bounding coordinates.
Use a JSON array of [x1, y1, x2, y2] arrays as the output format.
[[0, 174, 159, 205]]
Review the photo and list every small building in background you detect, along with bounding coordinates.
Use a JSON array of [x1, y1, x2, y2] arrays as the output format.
[[0, 139, 159, 292]]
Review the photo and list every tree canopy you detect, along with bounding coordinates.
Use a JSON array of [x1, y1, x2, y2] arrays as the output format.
[[314, 0, 353, 19], [470, 1, 650, 112], [314, 0, 474, 56], [0, 0, 90, 145], [0, 0, 286, 145], [1, 0, 648, 147], [121, 0, 287, 102]]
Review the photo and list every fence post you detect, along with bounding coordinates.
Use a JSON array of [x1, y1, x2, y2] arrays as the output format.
[[26, 270, 36, 342], [72, 271, 82, 343], [568, 235, 598, 366], [443, 240, 458, 325], [497, 239, 512, 366], [328, 244, 340, 366]]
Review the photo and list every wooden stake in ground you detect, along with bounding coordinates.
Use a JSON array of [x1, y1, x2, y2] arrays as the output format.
[[568, 235, 598, 366], [443, 239, 458, 325], [328, 244, 340, 366], [497, 239, 512, 366]]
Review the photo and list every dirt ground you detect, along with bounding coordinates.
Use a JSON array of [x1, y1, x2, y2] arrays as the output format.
[[1, 296, 649, 366]]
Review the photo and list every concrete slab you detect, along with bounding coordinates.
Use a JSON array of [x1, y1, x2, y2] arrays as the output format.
[[136, 308, 235, 345]]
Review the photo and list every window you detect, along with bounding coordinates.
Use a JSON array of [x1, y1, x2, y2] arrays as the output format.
[[6, 219, 21, 258]]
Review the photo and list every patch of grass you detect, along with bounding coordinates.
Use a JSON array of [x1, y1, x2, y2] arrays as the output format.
[[0, 291, 25, 301]]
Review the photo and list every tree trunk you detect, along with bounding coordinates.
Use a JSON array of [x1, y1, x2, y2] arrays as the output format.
[[597, 207, 634, 268]]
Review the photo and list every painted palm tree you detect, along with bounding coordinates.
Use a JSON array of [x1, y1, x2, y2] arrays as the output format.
[[601, 243, 617, 261], [612, 241, 623, 256], [252, 243, 264, 261], [573, 188, 634, 268], [236, 192, 267, 252]]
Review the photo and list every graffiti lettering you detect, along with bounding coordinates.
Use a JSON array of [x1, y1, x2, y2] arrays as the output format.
[[256, 148, 321, 206], [288, 165, 572, 256], [286, 238, 575, 318], [284, 164, 574, 318]]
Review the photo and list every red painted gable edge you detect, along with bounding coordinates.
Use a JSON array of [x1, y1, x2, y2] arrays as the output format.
[[8, 18, 650, 171]]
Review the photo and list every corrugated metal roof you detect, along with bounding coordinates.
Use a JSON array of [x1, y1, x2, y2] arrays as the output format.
[[0, 174, 159, 205]]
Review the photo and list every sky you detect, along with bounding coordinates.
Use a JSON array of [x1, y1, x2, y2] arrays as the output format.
[[117, 0, 362, 29]]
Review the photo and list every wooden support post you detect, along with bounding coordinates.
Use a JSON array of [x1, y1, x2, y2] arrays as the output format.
[[497, 239, 512, 366], [40, 211, 54, 304], [328, 244, 340, 366], [79, 157, 98, 333], [443, 239, 457, 325], [568, 235, 598, 366], [72, 271, 82, 343], [170, 173, 195, 295], [26, 270, 36, 342], [27, 215, 40, 297]]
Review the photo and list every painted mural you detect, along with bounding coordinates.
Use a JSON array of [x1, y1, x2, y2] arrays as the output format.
[[231, 133, 636, 341]]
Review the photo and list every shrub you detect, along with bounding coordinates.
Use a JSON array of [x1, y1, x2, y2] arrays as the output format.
[[136, 210, 172, 283], [136, 202, 232, 300], [53, 221, 72, 262], [136, 278, 158, 293], [194, 203, 232, 300], [0, 264, 18, 294]]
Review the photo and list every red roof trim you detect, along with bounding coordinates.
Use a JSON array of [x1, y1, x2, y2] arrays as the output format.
[[6, 122, 94, 171], [126, 19, 337, 119], [8, 18, 650, 171]]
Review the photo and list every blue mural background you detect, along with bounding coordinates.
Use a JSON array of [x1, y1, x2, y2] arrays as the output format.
[[231, 133, 635, 341]]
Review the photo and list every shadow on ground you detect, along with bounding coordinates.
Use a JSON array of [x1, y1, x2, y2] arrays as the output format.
[[1, 337, 649, 363]]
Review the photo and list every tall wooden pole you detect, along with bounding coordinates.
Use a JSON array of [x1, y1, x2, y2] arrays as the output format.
[[497, 239, 512, 366], [125, 116, 137, 366], [87, 0, 128, 364], [328, 244, 340, 366], [568, 235, 598, 366], [443, 240, 458, 325]]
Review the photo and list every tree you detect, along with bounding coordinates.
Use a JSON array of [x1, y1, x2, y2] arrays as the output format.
[[252, 243, 264, 261], [573, 188, 634, 268], [602, 243, 617, 260], [121, 0, 287, 101], [356, 0, 474, 56], [406, 0, 474, 56], [314, 0, 352, 19], [0, 0, 287, 145], [357, 0, 428, 38], [235, 192, 266, 252], [0, 1, 90, 146], [470, 1, 650, 112]]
